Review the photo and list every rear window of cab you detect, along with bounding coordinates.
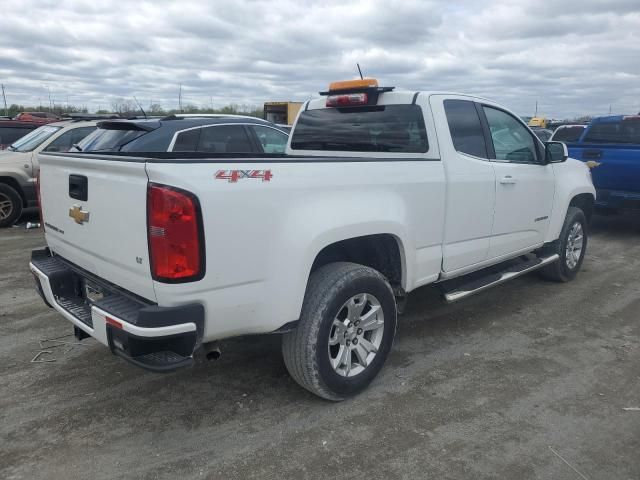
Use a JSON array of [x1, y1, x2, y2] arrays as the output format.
[[290, 104, 428, 153], [583, 118, 640, 144]]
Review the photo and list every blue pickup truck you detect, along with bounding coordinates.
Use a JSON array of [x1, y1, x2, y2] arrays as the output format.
[[567, 115, 640, 212]]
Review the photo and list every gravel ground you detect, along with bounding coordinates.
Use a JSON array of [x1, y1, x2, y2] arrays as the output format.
[[1, 212, 639, 480]]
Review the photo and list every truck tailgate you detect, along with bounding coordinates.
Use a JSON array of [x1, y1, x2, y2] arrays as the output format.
[[39, 153, 156, 302]]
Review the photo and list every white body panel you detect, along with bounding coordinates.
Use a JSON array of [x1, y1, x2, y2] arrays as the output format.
[[37, 91, 595, 344], [146, 159, 445, 340], [428, 94, 495, 271], [489, 161, 555, 259]]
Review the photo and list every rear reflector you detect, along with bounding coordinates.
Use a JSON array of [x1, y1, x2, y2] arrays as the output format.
[[147, 183, 204, 282], [326, 93, 368, 107], [36, 169, 44, 227], [105, 317, 123, 329]]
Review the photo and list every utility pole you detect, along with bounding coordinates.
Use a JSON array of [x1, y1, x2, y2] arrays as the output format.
[[534, 101, 538, 117], [1, 84, 8, 117], [608, 104, 612, 115], [178, 84, 183, 113], [46, 86, 53, 111]]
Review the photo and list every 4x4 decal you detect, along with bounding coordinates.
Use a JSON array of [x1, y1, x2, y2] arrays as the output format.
[[215, 170, 273, 183]]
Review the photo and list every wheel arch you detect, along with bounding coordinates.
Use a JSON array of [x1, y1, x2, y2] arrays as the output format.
[[569, 193, 595, 224], [309, 233, 407, 292], [0, 176, 27, 207]]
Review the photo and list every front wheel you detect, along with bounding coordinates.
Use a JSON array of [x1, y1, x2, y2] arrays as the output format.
[[282, 262, 397, 401], [539, 206, 588, 282], [0, 184, 23, 228]]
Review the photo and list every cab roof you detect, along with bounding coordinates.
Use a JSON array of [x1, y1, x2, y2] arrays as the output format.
[[96, 115, 283, 135]]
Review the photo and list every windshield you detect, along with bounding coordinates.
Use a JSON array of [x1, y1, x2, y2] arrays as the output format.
[[9, 125, 61, 152], [76, 127, 146, 152], [291, 104, 428, 153]]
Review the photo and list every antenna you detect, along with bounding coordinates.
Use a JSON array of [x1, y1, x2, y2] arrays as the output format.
[[357, 63, 364, 80], [133, 96, 147, 118]]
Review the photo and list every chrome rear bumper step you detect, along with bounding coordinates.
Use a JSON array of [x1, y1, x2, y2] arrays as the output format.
[[443, 254, 559, 303]]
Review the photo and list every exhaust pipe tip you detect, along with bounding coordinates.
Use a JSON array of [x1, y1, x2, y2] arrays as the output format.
[[205, 347, 222, 361]]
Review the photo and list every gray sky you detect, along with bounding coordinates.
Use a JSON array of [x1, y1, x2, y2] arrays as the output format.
[[1, 0, 639, 118]]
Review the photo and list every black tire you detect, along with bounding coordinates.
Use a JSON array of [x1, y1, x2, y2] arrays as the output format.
[[0, 183, 23, 228], [282, 262, 397, 401], [539, 206, 588, 282]]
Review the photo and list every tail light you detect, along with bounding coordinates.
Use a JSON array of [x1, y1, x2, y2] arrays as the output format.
[[147, 183, 205, 282], [326, 93, 368, 107]]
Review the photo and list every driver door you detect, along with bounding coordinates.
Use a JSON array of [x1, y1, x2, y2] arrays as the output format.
[[481, 105, 555, 259]]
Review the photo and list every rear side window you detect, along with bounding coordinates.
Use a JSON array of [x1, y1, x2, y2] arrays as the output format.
[[0, 127, 34, 147], [551, 126, 585, 142], [444, 99, 488, 158], [172, 128, 201, 152], [251, 125, 288, 153], [291, 104, 428, 153], [583, 119, 640, 144], [197, 125, 254, 153], [43, 126, 96, 152], [79, 128, 146, 152]]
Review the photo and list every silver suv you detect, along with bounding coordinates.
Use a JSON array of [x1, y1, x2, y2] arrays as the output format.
[[0, 118, 98, 227]]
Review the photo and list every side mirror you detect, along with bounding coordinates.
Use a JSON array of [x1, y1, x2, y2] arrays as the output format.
[[545, 141, 568, 163]]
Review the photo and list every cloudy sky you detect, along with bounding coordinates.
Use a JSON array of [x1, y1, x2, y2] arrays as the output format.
[[1, 0, 639, 118]]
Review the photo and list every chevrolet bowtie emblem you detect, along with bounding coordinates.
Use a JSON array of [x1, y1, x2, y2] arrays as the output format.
[[69, 205, 90, 224]]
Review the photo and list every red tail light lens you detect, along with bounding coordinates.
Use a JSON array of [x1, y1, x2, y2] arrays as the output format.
[[147, 183, 205, 282], [326, 93, 368, 107]]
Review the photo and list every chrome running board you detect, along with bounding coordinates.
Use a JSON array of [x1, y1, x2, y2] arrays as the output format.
[[443, 254, 559, 303]]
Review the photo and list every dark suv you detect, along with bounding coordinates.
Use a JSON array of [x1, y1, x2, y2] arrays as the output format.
[[76, 115, 289, 154], [0, 113, 62, 150]]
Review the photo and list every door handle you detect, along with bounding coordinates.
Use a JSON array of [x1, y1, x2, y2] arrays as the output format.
[[69, 174, 88, 201], [499, 175, 517, 185], [583, 149, 602, 160]]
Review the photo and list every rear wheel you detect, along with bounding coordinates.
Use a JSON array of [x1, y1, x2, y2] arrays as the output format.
[[0, 184, 23, 228], [539, 206, 587, 282], [282, 262, 397, 401]]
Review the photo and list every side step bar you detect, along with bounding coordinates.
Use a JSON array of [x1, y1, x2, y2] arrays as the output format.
[[443, 254, 559, 303]]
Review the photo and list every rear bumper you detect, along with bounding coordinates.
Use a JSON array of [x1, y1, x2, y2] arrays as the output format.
[[29, 248, 204, 372], [595, 189, 640, 210]]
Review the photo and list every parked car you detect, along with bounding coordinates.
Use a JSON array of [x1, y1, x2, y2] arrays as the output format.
[[30, 78, 594, 400], [0, 112, 62, 150], [75, 115, 289, 154], [13, 112, 61, 124], [0, 120, 40, 150], [530, 126, 553, 142], [0, 119, 98, 227], [550, 124, 587, 143], [566, 115, 640, 212]]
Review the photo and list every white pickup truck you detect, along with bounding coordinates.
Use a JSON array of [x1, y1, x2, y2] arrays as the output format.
[[30, 79, 595, 400]]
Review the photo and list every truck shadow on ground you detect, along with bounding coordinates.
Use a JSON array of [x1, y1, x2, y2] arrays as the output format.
[[20, 211, 640, 419], [590, 211, 640, 236]]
